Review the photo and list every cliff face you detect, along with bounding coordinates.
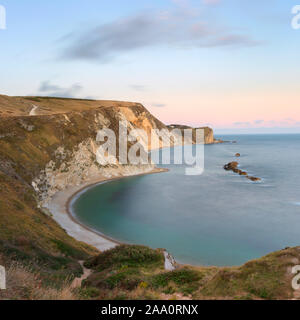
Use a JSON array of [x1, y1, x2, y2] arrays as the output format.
[[0, 95, 215, 281], [167, 124, 215, 144], [0, 96, 214, 205], [0, 95, 298, 301]]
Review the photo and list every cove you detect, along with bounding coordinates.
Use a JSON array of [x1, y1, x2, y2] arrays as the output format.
[[71, 134, 300, 266]]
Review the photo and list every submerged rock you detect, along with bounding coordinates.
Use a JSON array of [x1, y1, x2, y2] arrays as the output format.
[[224, 161, 261, 182], [224, 161, 239, 171], [247, 176, 261, 182]]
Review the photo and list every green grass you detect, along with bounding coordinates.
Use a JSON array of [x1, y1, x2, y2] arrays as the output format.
[[151, 268, 202, 288], [0, 97, 299, 300], [104, 269, 142, 290], [84, 245, 164, 271], [83, 245, 206, 298], [83, 245, 165, 294], [81, 245, 300, 300], [51, 239, 86, 259]]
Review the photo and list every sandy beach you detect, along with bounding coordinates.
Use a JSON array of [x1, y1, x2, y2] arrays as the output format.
[[45, 168, 168, 252]]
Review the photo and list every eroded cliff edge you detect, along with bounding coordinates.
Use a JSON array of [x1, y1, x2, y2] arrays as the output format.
[[0, 95, 215, 205], [0, 95, 214, 279], [0, 95, 299, 300]]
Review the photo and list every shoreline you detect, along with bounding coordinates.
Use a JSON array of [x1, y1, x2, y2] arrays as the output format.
[[45, 167, 168, 252]]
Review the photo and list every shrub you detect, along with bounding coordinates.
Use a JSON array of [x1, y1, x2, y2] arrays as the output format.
[[85, 245, 164, 271], [51, 239, 84, 259], [151, 268, 202, 289], [77, 287, 100, 299], [104, 269, 142, 290]]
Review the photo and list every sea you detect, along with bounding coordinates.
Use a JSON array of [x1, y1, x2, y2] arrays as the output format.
[[71, 134, 300, 266]]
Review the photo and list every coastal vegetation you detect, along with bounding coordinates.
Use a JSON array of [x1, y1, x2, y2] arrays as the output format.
[[1, 244, 299, 300], [0, 95, 297, 300]]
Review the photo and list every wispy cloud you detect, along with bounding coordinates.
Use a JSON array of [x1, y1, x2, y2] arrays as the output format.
[[38, 81, 83, 98], [152, 102, 166, 108], [59, 3, 259, 63], [203, 0, 221, 5], [232, 119, 300, 128], [254, 119, 264, 124], [129, 85, 146, 91], [233, 121, 251, 126]]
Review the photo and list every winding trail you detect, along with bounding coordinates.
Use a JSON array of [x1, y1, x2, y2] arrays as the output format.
[[71, 261, 92, 288], [29, 105, 39, 116]]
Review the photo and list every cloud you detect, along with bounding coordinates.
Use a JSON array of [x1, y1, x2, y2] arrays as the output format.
[[254, 119, 264, 124], [60, 5, 259, 63], [233, 122, 251, 126], [203, 0, 221, 5], [152, 103, 166, 108], [38, 81, 83, 98], [206, 34, 259, 47], [129, 85, 146, 91], [39, 81, 62, 92], [232, 119, 300, 128]]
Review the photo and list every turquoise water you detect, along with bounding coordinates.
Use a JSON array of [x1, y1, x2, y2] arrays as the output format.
[[71, 135, 300, 266]]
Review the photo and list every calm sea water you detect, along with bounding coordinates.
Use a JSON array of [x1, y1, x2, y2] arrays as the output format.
[[71, 135, 300, 266]]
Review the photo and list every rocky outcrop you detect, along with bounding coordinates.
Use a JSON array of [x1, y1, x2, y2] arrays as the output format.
[[247, 176, 261, 182], [224, 160, 261, 182], [0, 95, 222, 297], [167, 124, 215, 144], [31, 141, 155, 205], [164, 251, 177, 271], [224, 161, 239, 171], [0, 97, 216, 206], [0, 95, 220, 289]]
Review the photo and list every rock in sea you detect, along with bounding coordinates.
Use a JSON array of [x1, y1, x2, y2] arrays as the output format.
[[224, 161, 239, 171], [247, 176, 261, 182]]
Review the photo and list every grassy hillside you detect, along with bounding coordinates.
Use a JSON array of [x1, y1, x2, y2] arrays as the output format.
[[0, 95, 297, 300], [1, 243, 298, 300], [0, 95, 180, 297], [0, 95, 155, 117], [0, 97, 164, 293], [79, 244, 299, 300], [0, 113, 101, 291]]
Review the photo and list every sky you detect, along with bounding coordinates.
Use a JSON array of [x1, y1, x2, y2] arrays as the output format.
[[0, 0, 300, 133]]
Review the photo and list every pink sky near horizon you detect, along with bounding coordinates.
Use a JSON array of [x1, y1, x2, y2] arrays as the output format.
[[146, 87, 300, 130]]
